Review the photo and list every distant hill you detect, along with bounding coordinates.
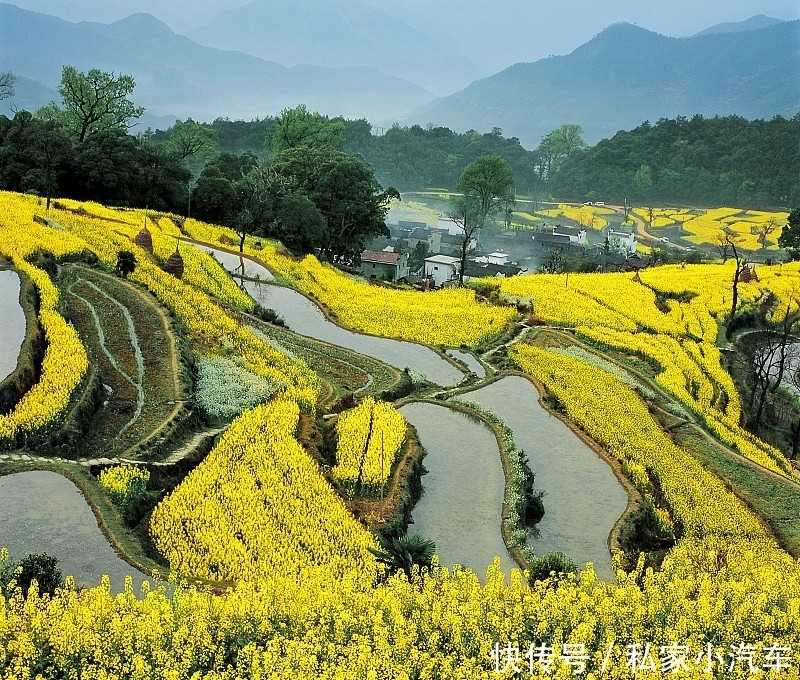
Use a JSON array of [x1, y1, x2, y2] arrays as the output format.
[[0, 3, 435, 125], [693, 14, 785, 37], [186, 0, 484, 96], [409, 20, 800, 147]]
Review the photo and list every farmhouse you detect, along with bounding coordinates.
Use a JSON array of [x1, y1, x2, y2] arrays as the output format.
[[607, 229, 638, 254], [552, 225, 587, 245], [462, 260, 524, 281], [359, 249, 410, 282], [423, 254, 460, 287]]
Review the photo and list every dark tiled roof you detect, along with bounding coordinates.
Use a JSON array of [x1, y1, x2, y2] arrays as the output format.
[[361, 249, 401, 264]]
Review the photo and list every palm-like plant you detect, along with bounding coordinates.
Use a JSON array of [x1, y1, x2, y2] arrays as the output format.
[[369, 532, 436, 580]]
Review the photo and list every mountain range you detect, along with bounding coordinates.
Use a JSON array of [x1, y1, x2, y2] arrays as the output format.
[[0, 3, 797, 147], [412, 19, 800, 146], [186, 0, 485, 96], [0, 3, 435, 126]]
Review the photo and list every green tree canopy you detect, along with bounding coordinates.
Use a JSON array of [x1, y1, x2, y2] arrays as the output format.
[[0, 71, 16, 100], [455, 154, 515, 228], [165, 119, 218, 174], [270, 145, 398, 262], [191, 152, 271, 251], [269, 192, 326, 255], [267, 104, 345, 155], [633, 163, 653, 201], [536, 124, 586, 180], [0, 552, 63, 598], [778, 206, 800, 260], [0, 111, 73, 209], [47, 65, 145, 143]]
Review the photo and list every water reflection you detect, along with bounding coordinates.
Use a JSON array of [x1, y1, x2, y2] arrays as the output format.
[[194, 243, 275, 281], [0, 471, 151, 593], [243, 280, 464, 386], [446, 349, 486, 378], [399, 402, 514, 577], [0, 270, 25, 382], [463, 376, 627, 580]]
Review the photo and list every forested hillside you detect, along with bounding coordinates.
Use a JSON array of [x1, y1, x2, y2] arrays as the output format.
[[163, 113, 800, 208], [548, 114, 800, 208]]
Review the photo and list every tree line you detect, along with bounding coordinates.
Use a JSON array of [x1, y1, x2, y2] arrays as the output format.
[[153, 113, 799, 209], [548, 114, 800, 209], [0, 70, 399, 261], [2, 64, 797, 242], [0, 67, 190, 212]]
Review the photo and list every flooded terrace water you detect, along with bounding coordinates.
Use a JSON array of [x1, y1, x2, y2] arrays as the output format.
[[463, 376, 628, 580], [0, 471, 151, 593], [0, 270, 25, 382], [399, 401, 513, 578], [242, 279, 464, 386]]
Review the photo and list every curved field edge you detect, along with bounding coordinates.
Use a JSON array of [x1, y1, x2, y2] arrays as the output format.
[[176, 222, 519, 350], [3, 192, 800, 676], [61, 265, 190, 461], [0, 264, 45, 416]]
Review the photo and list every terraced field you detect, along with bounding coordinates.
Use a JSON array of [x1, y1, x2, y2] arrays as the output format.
[[62, 266, 184, 460]]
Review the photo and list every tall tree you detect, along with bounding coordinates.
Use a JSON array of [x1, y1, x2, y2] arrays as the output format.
[[270, 192, 326, 255], [778, 206, 800, 260], [0, 111, 72, 207], [267, 104, 345, 155], [230, 166, 288, 252], [536, 124, 586, 180], [633, 164, 653, 200], [725, 233, 745, 336], [449, 155, 515, 284], [0, 71, 16, 100], [49, 65, 145, 143], [165, 119, 218, 164], [25, 119, 73, 210], [447, 195, 480, 285], [455, 154, 515, 229], [191, 151, 266, 250], [271, 145, 398, 262]]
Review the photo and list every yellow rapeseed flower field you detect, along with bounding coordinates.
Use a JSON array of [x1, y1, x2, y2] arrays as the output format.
[[3, 191, 800, 678]]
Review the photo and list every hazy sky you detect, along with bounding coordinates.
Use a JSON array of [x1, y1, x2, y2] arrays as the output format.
[[8, 0, 800, 72]]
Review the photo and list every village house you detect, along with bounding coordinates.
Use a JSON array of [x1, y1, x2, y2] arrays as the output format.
[[360, 248, 410, 282], [607, 229, 638, 254], [462, 260, 524, 281], [552, 224, 587, 245], [423, 254, 460, 287]]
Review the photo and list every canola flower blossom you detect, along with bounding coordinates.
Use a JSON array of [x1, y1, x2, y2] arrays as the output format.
[[495, 264, 796, 476], [150, 399, 378, 583], [332, 397, 406, 495], [0, 195, 90, 445], [98, 465, 150, 507], [3, 191, 800, 678], [180, 218, 518, 349]]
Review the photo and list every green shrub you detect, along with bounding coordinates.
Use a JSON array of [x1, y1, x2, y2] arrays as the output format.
[[99, 465, 154, 526], [0, 551, 63, 597], [527, 551, 578, 583]]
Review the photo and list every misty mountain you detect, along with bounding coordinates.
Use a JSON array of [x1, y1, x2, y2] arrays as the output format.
[[409, 20, 800, 148], [187, 0, 484, 96], [693, 14, 785, 37], [0, 3, 435, 125]]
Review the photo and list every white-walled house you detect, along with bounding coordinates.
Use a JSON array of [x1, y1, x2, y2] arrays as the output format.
[[552, 225, 587, 245], [424, 254, 460, 287], [607, 229, 638, 254]]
